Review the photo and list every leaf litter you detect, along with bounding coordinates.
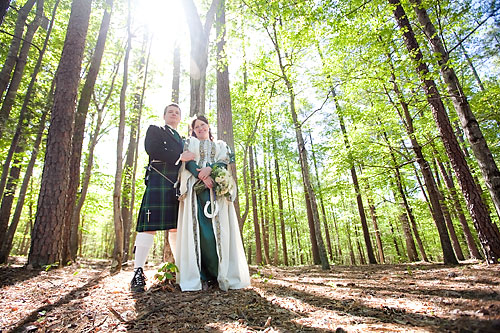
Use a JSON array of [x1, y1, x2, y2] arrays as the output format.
[[1, 257, 499, 332]]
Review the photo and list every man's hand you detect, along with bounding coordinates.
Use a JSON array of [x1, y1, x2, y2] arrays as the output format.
[[180, 151, 195, 162]]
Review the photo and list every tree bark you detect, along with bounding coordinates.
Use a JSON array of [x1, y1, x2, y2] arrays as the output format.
[[0, 0, 43, 140], [336, 100, 377, 264], [64, 0, 113, 262], [215, 0, 242, 230], [309, 132, 334, 262], [273, 138, 288, 266], [171, 42, 180, 103], [182, 0, 221, 116], [111, 0, 131, 272], [28, 0, 92, 268], [365, 184, 385, 263], [0, 0, 10, 25], [0, 0, 35, 101], [436, 157, 483, 259], [410, 0, 500, 220], [385, 53, 454, 263], [0, 100, 50, 263], [390, 0, 500, 263], [249, 145, 262, 264], [268, 20, 329, 269], [255, 147, 270, 264]]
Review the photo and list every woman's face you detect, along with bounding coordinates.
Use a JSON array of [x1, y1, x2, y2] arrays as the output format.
[[163, 105, 181, 128], [193, 119, 210, 140]]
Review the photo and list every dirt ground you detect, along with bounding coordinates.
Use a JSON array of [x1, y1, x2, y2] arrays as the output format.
[[1, 257, 499, 332]]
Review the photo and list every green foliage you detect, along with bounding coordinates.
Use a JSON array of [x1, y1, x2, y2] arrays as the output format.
[[154, 262, 179, 282]]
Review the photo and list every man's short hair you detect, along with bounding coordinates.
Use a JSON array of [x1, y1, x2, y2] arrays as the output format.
[[164, 103, 181, 115]]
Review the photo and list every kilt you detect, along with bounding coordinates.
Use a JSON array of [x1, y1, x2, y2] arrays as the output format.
[[136, 162, 179, 232]]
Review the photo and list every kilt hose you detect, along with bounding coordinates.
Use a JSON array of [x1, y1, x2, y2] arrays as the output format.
[[136, 162, 179, 232]]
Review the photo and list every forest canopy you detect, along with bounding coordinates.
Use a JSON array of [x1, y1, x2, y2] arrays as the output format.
[[0, 0, 499, 270]]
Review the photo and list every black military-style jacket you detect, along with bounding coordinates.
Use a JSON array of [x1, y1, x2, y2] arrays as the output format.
[[144, 124, 183, 179]]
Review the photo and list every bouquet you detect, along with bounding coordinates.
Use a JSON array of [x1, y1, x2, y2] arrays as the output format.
[[194, 165, 233, 198]]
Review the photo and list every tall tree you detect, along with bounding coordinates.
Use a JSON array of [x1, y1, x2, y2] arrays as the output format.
[[0, 0, 35, 102], [0, 0, 10, 24], [111, 0, 131, 272], [28, 0, 93, 268], [64, 0, 113, 261], [389, 0, 500, 263], [335, 97, 377, 264], [182, 0, 222, 116], [249, 145, 262, 264], [0, 0, 44, 140], [410, 0, 500, 220]]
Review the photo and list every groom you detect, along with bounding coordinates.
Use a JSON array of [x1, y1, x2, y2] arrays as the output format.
[[131, 103, 194, 292]]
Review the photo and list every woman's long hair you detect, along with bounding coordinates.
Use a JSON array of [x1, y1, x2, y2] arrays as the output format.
[[191, 116, 214, 141]]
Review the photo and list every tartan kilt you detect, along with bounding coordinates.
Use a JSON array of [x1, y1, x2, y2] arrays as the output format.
[[136, 162, 179, 232]]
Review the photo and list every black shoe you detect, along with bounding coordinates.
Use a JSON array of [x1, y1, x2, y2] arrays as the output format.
[[131, 267, 146, 292]]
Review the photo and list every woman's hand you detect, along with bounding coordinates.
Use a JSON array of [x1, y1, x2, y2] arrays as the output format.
[[180, 151, 195, 162], [197, 166, 212, 180], [202, 176, 214, 189]]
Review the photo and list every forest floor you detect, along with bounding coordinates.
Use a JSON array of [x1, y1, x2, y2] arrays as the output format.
[[1, 257, 499, 332]]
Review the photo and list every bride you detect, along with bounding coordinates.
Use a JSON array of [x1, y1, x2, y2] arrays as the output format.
[[175, 116, 250, 291]]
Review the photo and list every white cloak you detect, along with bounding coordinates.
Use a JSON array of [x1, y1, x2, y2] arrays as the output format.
[[176, 137, 250, 291]]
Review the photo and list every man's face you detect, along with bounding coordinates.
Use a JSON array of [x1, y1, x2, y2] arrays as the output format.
[[164, 106, 181, 128]]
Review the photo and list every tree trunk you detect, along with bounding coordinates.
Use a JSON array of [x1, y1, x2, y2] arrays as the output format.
[[261, 152, 271, 264], [269, 21, 328, 269], [0, 0, 10, 25], [365, 184, 385, 263], [111, 0, 131, 272], [385, 53, 455, 264], [336, 102, 377, 264], [388, 218, 402, 259], [0, 0, 35, 101], [0, 147, 23, 248], [433, 165, 466, 261], [255, 148, 269, 264], [0, 101, 50, 263], [274, 138, 288, 266], [309, 132, 334, 262], [72, 57, 120, 255], [331, 209, 343, 263], [390, 0, 500, 263], [0, 0, 45, 202], [286, 160, 298, 265], [171, 43, 180, 103], [249, 145, 262, 264], [268, 153, 279, 265], [0, 0, 43, 139], [65, 0, 113, 262], [182, 0, 221, 116], [436, 158, 483, 259], [410, 0, 500, 220], [28, 0, 92, 268]]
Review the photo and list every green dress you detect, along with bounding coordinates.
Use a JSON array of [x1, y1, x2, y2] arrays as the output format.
[[185, 159, 226, 282]]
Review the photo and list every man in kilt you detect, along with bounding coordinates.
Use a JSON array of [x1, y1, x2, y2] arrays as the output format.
[[131, 103, 195, 292]]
